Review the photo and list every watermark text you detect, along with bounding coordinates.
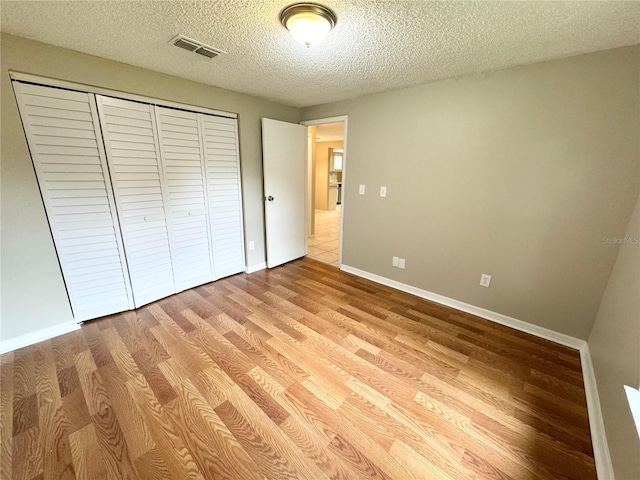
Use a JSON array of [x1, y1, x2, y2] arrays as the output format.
[[602, 236, 639, 245]]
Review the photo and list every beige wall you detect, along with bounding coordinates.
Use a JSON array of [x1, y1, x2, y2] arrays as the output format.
[[302, 45, 639, 339], [314, 141, 343, 211], [588, 194, 639, 480], [0, 33, 299, 342]]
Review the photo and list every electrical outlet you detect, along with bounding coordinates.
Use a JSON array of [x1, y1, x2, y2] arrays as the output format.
[[249, 241, 255, 251], [480, 274, 491, 287], [398, 258, 406, 269], [380, 186, 387, 197], [392, 256, 399, 267], [359, 184, 365, 195]]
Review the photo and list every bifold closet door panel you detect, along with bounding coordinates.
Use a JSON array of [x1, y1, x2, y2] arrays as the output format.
[[96, 96, 176, 307], [200, 115, 246, 279], [155, 107, 214, 291], [13, 82, 133, 321]]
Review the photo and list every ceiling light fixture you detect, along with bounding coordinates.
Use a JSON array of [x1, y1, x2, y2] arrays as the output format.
[[279, 2, 337, 48]]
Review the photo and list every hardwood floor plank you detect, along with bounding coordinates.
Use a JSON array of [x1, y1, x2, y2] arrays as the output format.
[[513, 407, 594, 456], [303, 335, 416, 402], [50, 335, 78, 373], [386, 396, 539, 480], [100, 328, 139, 381], [33, 342, 75, 480], [1, 258, 596, 480], [73, 349, 97, 377], [12, 393, 38, 436], [277, 414, 356, 480], [125, 373, 206, 480], [192, 364, 236, 408], [68, 424, 107, 480], [0, 437, 14, 478], [61, 388, 91, 433], [12, 346, 36, 403], [162, 379, 263, 480], [471, 409, 596, 479], [1, 356, 14, 480], [214, 399, 303, 479], [246, 366, 368, 480], [12, 426, 42, 479], [224, 385, 332, 480], [461, 448, 516, 480], [134, 446, 172, 480], [77, 369, 111, 417], [224, 329, 297, 389], [39, 400, 75, 480], [510, 384, 591, 437], [158, 301, 197, 334], [91, 405, 138, 480], [98, 363, 155, 460], [447, 314, 581, 370], [176, 289, 224, 320], [56, 365, 81, 398], [472, 413, 596, 479], [346, 391, 480, 480], [82, 323, 113, 369], [286, 381, 415, 479], [328, 433, 394, 480], [389, 439, 458, 480], [527, 368, 588, 405]]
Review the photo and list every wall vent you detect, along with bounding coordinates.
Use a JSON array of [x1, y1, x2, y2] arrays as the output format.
[[170, 34, 225, 59]]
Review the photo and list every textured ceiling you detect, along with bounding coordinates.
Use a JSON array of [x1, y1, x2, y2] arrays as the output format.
[[1, 1, 639, 108]]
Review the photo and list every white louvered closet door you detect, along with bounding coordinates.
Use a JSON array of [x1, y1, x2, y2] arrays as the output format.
[[154, 107, 214, 291], [200, 115, 246, 279], [13, 82, 133, 321], [96, 96, 176, 307]]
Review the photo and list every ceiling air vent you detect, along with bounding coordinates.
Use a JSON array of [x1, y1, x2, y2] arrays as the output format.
[[173, 36, 199, 52], [195, 46, 219, 59], [170, 34, 225, 59]]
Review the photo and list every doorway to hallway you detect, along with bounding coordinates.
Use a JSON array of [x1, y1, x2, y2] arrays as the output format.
[[302, 117, 347, 267]]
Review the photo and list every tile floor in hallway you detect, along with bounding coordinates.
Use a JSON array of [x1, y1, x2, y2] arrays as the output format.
[[307, 206, 341, 266]]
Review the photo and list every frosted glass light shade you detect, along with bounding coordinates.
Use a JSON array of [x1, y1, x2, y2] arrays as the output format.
[[280, 3, 337, 48]]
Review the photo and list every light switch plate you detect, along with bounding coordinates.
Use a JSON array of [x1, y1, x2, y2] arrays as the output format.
[[359, 184, 365, 195], [380, 186, 387, 197]]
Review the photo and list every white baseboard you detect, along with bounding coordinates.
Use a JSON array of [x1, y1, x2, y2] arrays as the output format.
[[0, 321, 80, 354], [580, 345, 615, 480], [245, 262, 267, 274], [340, 264, 613, 479], [340, 264, 585, 349]]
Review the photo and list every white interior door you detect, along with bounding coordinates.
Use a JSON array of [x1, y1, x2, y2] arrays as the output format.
[[261, 118, 307, 268]]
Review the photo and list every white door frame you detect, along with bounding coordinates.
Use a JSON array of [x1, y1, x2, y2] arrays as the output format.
[[300, 115, 348, 268]]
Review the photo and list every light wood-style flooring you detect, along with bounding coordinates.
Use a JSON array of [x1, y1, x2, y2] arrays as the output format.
[[1, 258, 596, 479]]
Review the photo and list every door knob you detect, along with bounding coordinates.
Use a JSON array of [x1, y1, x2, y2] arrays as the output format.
[[267, 196, 274, 202]]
